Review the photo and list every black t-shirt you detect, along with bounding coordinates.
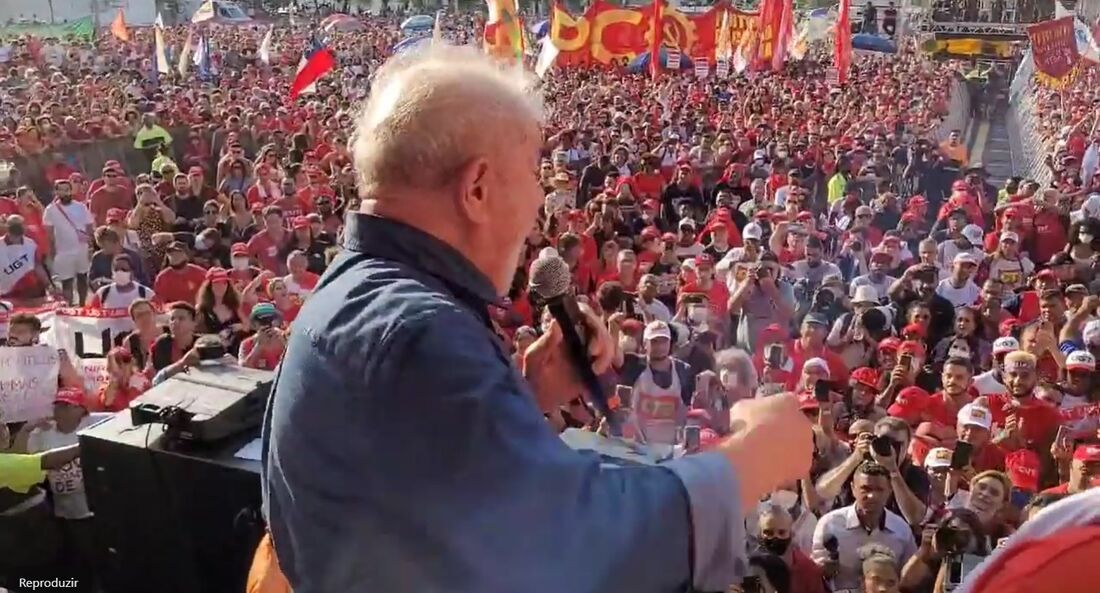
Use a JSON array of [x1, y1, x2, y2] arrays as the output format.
[[150, 334, 195, 372], [836, 461, 931, 519]]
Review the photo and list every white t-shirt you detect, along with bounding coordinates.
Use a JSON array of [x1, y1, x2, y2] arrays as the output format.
[[43, 201, 93, 255], [26, 413, 113, 519], [973, 370, 1008, 397], [850, 274, 897, 302], [986, 256, 1035, 297], [936, 278, 981, 308], [96, 282, 155, 310], [0, 238, 37, 294]]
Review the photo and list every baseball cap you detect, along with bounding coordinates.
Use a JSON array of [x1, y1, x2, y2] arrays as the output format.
[[992, 336, 1020, 355], [869, 249, 893, 263], [902, 323, 927, 338], [802, 357, 831, 377], [230, 242, 248, 256], [105, 208, 127, 223], [878, 337, 902, 352], [887, 386, 931, 423], [802, 313, 829, 327], [899, 339, 926, 356], [643, 320, 672, 342], [1073, 444, 1100, 463], [1004, 350, 1038, 372], [961, 224, 984, 245], [250, 302, 280, 323], [55, 387, 86, 408], [957, 403, 993, 430], [953, 252, 979, 266], [205, 267, 229, 282], [798, 391, 820, 411], [742, 222, 763, 241], [1000, 231, 1020, 243], [1066, 350, 1096, 372], [925, 447, 953, 470], [1083, 319, 1100, 346], [850, 367, 879, 390], [1005, 449, 1041, 492]]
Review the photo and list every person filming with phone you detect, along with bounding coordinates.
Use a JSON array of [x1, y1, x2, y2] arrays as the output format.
[[239, 302, 287, 371]]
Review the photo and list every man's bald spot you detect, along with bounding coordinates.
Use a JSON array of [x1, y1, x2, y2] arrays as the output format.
[[351, 45, 543, 197]]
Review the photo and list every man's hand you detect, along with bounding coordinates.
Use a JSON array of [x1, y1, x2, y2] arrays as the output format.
[[871, 440, 899, 473], [718, 394, 813, 511], [523, 307, 614, 414]]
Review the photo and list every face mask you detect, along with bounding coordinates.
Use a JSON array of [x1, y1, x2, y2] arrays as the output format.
[[112, 270, 132, 285], [232, 257, 250, 271], [776, 151, 789, 159], [759, 537, 792, 556], [1082, 234, 1095, 244]]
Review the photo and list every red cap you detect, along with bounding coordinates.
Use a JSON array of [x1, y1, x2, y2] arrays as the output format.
[[1005, 449, 1041, 492], [1004, 206, 1021, 218], [1073, 443, 1100, 462], [230, 242, 248, 256], [565, 209, 585, 222], [796, 210, 814, 221], [205, 267, 229, 282], [106, 208, 128, 223], [887, 386, 931, 422], [292, 216, 311, 230], [901, 211, 919, 223], [999, 318, 1022, 337], [1035, 269, 1056, 280], [902, 323, 927, 338], [694, 254, 715, 267], [55, 387, 86, 407], [878, 337, 902, 352], [850, 367, 879, 390], [798, 391, 820, 411], [899, 340, 926, 356], [641, 227, 660, 240], [754, 210, 772, 220], [909, 195, 928, 205]]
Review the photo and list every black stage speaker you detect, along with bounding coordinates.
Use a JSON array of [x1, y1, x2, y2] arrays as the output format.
[[80, 411, 264, 593]]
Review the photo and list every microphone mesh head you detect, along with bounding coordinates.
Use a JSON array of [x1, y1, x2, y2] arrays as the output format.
[[528, 254, 572, 300]]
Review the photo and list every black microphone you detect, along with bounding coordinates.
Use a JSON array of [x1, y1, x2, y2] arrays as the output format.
[[528, 254, 620, 433]]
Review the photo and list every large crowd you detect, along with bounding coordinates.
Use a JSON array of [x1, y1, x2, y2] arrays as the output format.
[[0, 8, 1097, 593]]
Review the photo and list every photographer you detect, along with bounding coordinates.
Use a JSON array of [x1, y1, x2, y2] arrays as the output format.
[[816, 417, 931, 527], [887, 264, 956, 347], [730, 251, 796, 351], [829, 286, 891, 369], [240, 302, 288, 371], [900, 508, 991, 593]]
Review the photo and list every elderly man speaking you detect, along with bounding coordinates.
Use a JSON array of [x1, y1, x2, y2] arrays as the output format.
[[261, 46, 812, 593]]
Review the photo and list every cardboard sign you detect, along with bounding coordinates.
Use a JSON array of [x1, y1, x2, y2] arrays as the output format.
[[0, 345, 60, 423]]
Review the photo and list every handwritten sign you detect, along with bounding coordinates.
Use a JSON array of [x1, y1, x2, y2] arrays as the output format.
[[0, 346, 60, 423], [77, 357, 110, 397]]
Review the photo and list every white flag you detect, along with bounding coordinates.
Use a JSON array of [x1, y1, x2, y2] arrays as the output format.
[[177, 29, 193, 76], [154, 25, 170, 74], [259, 25, 274, 64], [154, 12, 165, 28], [192, 34, 207, 67], [535, 37, 560, 79], [694, 60, 709, 79]]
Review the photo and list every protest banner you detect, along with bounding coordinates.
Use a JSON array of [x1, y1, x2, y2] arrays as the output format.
[[35, 306, 143, 358], [77, 357, 111, 397], [0, 345, 60, 422], [1027, 17, 1080, 85]]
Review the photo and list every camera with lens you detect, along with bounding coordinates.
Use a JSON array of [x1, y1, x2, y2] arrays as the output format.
[[195, 334, 227, 361]]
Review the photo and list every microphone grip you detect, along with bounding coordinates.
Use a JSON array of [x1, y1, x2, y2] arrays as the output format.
[[545, 295, 620, 433]]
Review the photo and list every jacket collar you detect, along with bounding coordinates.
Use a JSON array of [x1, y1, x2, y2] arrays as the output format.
[[343, 213, 500, 307]]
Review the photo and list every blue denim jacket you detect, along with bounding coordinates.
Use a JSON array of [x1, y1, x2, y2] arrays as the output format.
[[261, 213, 747, 593]]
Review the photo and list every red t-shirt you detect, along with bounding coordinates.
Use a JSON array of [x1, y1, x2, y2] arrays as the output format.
[[986, 393, 1062, 449], [239, 334, 285, 370], [679, 280, 730, 318], [153, 264, 207, 304], [88, 186, 134, 226], [96, 375, 150, 412], [631, 172, 664, 199], [787, 340, 850, 389], [1031, 208, 1067, 265], [247, 230, 289, 274]]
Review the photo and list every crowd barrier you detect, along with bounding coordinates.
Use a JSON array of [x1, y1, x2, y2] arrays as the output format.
[[934, 76, 972, 144], [2, 128, 192, 199], [1006, 54, 1055, 186]]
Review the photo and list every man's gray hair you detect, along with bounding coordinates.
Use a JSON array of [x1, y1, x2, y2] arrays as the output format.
[[350, 44, 544, 196], [714, 348, 759, 392]]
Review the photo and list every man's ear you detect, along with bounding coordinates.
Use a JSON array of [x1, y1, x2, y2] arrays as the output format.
[[454, 157, 492, 225]]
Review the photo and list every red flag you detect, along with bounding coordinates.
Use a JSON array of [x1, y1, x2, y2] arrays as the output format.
[[649, 0, 663, 80], [771, 0, 794, 71], [290, 38, 336, 100], [835, 0, 852, 84]]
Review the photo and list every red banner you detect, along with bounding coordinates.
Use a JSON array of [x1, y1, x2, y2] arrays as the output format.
[[1027, 16, 1080, 80], [549, 0, 758, 67]]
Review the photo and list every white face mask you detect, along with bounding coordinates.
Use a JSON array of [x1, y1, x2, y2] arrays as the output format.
[[112, 270, 132, 285], [231, 257, 250, 271], [619, 335, 638, 355], [1081, 234, 1095, 244]]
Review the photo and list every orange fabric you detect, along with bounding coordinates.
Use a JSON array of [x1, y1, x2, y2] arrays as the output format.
[[246, 532, 290, 593]]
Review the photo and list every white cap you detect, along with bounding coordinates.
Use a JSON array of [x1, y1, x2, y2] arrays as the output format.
[[852, 285, 880, 305], [538, 246, 560, 260], [957, 403, 993, 430], [961, 224, 984, 245], [743, 222, 763, 241], [1000, 231, 1020, 243], [643, 320, 672, 342], [1084, 319, 1100, 347], [1066, 350, 1096, 372], [993, 336, 1020, 355], [753, 149, 766, 160], [953, 252, 979, 266], [803, 357, 831, 378], [925, 447, 952, 469]]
